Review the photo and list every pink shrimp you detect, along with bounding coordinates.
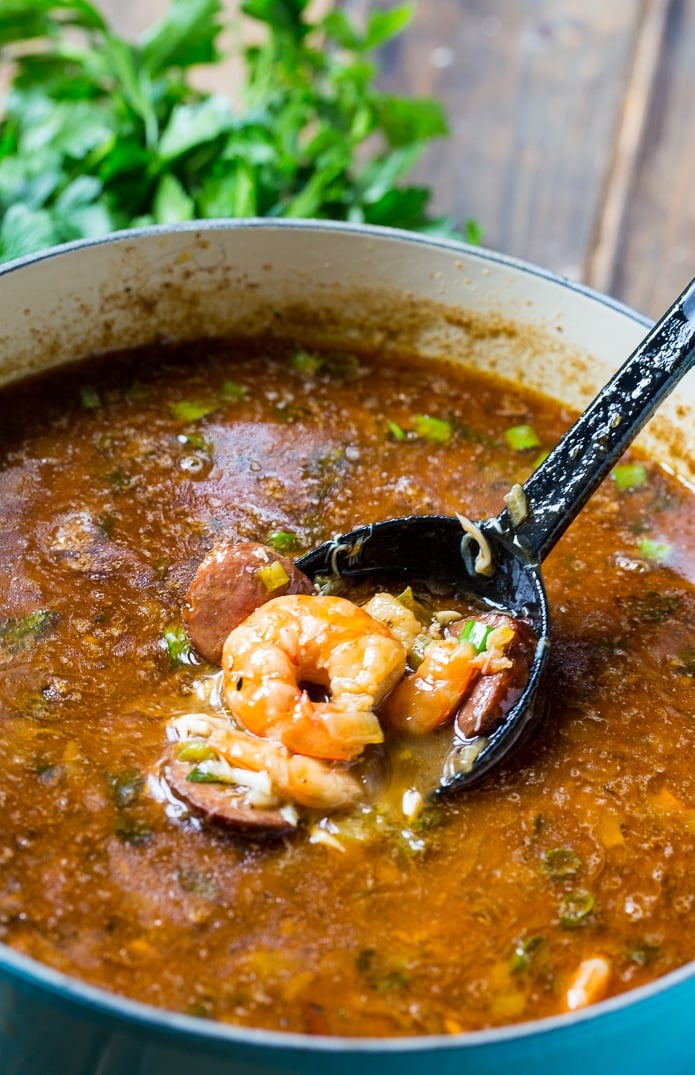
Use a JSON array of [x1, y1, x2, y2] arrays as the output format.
[[221, 594, 406, 761], [380, 637, 478, 735]]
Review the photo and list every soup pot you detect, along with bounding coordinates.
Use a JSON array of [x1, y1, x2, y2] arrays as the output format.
[[0, 220, 693, 1075]]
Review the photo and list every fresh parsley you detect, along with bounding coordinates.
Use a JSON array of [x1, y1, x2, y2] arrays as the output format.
[[0, 0, 471, 263]]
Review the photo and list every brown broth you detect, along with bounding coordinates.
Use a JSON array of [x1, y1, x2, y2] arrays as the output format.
[[0, 337, 694, 1036]]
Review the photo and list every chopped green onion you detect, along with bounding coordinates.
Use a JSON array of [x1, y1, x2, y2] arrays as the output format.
[[79, 384, 101, 410], [266, 529, 298, 554], [413, 414, 452, 444], [291, 350, 323, 375], [558, 889, 595, 929], [386, 419, 406, 441], [162, 623, 195, 668], [186, 766, 224, 784], [126, 380, 150, 403], [504, 424, 540, 451], [0, 609, 58, 656], [638, 538, 671, 563], [323, 352, 362, 379], [256, 561, 290, 592], [541, 847, 581, 878], [626, 943, 660, 966], [458, 619, 492, 653], [220, 380, 248, 402], [106, 769, 145, 808], [533, 448, 551, 468], [114, 817, 153, 846], [170, 400, 219, 423], [612, 463, 648, 491], [177, 431, 212, 453], [510, 934, 544, 973]]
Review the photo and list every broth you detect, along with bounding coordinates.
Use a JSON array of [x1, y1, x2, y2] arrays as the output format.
[[0, 337, 694, 1036]]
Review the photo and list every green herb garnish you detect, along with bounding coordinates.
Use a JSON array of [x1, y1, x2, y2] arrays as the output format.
[[558, 889, 595, 929], [220, 380, 248, 402], [175, 739, 217, 764], [79, 384, 101, 410], [638, 538, 671, 563], [541, 847, 581, 879], [0, 0, 463, 264], [413, 414, 452, 444], [266, 529, 298, 554], [106, 768, 145, 809], [170, 400, 218, 423], [290, 350, 323, 376], [458, 618, 492, 653], [386, 419, 406, 441], [612, 463, 648, 491], [162, 623, 195, 667], [510, 934, 544, 973], [504, 424, 540, 452], [0, 609, 58, 657]]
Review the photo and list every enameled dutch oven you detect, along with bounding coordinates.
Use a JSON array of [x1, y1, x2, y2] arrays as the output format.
[[0, 221, 693, 1075]]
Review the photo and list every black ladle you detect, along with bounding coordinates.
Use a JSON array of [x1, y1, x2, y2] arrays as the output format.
[[297, 277, 695, 794]]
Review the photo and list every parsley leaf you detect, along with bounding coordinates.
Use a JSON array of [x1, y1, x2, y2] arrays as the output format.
[[0, 0, 472, 263]]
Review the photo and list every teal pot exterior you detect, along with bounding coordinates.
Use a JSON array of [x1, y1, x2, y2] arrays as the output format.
[[0, 221, 694, 1074]]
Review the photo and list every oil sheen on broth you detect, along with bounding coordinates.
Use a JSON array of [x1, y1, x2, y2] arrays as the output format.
[[0, 338, 694, 1037]]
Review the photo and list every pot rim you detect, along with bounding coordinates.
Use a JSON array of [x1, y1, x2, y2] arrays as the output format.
[[0, 218, 686, 1057]]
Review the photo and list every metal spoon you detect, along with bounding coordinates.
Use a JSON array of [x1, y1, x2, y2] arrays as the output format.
[[297, 277, 695, 794]]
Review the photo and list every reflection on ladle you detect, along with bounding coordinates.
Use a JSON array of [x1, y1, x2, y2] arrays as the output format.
[[297, 277, 695, 794]]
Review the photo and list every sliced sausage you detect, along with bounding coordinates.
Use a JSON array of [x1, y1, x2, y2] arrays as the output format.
[[183, 541, 314, 664], [455, 613, 536, 738], [164, 756, 297, 837]]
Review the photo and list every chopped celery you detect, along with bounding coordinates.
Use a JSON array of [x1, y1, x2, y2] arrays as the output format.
[[504, 424, 540, 451], [612, 463, 648, 491], [256, 561, 290, 592], [413, 414, 452, 444]]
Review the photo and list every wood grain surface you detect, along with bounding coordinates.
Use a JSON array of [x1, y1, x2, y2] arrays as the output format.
[[99, 0, 695, 319]]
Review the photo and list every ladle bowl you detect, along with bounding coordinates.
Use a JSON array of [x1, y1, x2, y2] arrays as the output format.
[[297, 276, 695, 792]]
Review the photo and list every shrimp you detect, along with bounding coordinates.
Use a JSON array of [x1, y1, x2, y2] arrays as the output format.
[[221, 594, 406, 761], [380, 637, 478, 735], [208, 721, 366, 810], [381, 614, 535, 737], [165, 714, 366, 834]]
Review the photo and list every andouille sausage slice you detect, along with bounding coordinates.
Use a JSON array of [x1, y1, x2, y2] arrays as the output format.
[[164, 755, 297, 837], [183, 541, 314, 664], [455, 613, 536, 738]]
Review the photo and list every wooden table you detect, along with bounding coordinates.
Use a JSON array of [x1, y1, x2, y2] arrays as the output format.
[[104, 0, 695, 320]]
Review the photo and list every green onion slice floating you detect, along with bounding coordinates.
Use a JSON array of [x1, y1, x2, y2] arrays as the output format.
[[458, 619, 492, 653], [504, 424, 540, 451], [612, 463, 648, 491]]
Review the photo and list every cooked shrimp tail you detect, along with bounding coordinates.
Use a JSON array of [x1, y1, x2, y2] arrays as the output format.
[[221, 594, 406, 760]]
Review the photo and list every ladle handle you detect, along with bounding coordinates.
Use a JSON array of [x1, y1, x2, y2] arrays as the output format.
[[498, 278, 695, 563]]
